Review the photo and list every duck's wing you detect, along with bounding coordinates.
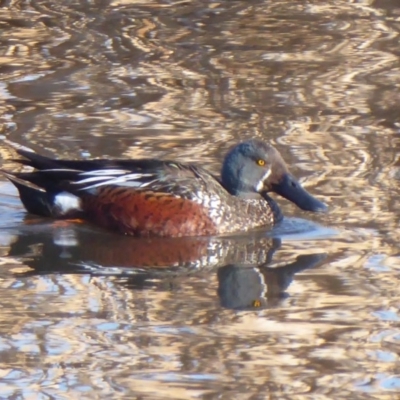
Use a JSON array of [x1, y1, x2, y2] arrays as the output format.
[[5, 146, 226, 199]]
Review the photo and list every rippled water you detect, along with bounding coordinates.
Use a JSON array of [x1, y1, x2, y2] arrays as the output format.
[[1, 0, 400, 398]]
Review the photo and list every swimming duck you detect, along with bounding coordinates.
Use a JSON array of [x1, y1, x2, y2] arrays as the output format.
[[2, 139, 326, 237]]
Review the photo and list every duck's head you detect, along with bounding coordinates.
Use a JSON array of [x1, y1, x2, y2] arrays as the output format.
[[221, 139, 327, 212]]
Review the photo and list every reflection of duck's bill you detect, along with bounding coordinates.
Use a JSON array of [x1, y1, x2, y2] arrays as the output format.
[[270, 173, 328, 212], [217, 252, 327, 310]]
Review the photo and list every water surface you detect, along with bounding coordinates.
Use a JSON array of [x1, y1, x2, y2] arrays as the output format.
[[0, 0, 400, 398]]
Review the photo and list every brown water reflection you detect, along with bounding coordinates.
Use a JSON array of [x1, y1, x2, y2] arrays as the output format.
[[1, 0, 400, 398], [7, 222, 326, 309]]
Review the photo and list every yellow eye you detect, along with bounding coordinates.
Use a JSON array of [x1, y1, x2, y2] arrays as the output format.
[[257, 159, 265, 166], [252, 300, 262, 308]]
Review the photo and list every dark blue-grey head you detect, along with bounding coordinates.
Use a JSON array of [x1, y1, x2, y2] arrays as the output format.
[[221, 139, 327, 212]]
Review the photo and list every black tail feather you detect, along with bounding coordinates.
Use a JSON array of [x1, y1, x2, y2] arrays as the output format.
[[4, 173, 55, 217], [14, 149, 66, 170]]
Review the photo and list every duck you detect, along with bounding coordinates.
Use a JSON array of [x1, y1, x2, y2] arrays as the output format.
[[1, 138, 327, 237]]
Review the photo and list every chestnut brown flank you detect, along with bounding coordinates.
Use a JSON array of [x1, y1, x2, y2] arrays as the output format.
[[81, 187, 218, 237]]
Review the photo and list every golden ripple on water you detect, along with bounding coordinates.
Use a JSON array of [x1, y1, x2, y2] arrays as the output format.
[[1, 0, 400, 398]]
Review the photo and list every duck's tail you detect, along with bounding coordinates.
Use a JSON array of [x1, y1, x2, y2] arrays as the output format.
[[1, 140, 83, 218], [2, 170, 82, 218], [2, 171, 56, 217]]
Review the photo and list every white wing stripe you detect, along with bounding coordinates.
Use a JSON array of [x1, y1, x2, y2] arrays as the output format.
[[75, 172, 155, 190], [80, 169, 132, 176], [73, 176, 112, 185]]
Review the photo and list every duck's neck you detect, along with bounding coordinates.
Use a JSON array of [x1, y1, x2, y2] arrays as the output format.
[[261, 192, 283, 224], [234, 192, 263, 200]]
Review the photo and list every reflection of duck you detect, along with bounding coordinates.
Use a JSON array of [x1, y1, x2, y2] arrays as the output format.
[[217, 254, 325, 310], [2, 139, 326, 237], [8, 222, 281, 272], [8, 222, 326, 308]]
